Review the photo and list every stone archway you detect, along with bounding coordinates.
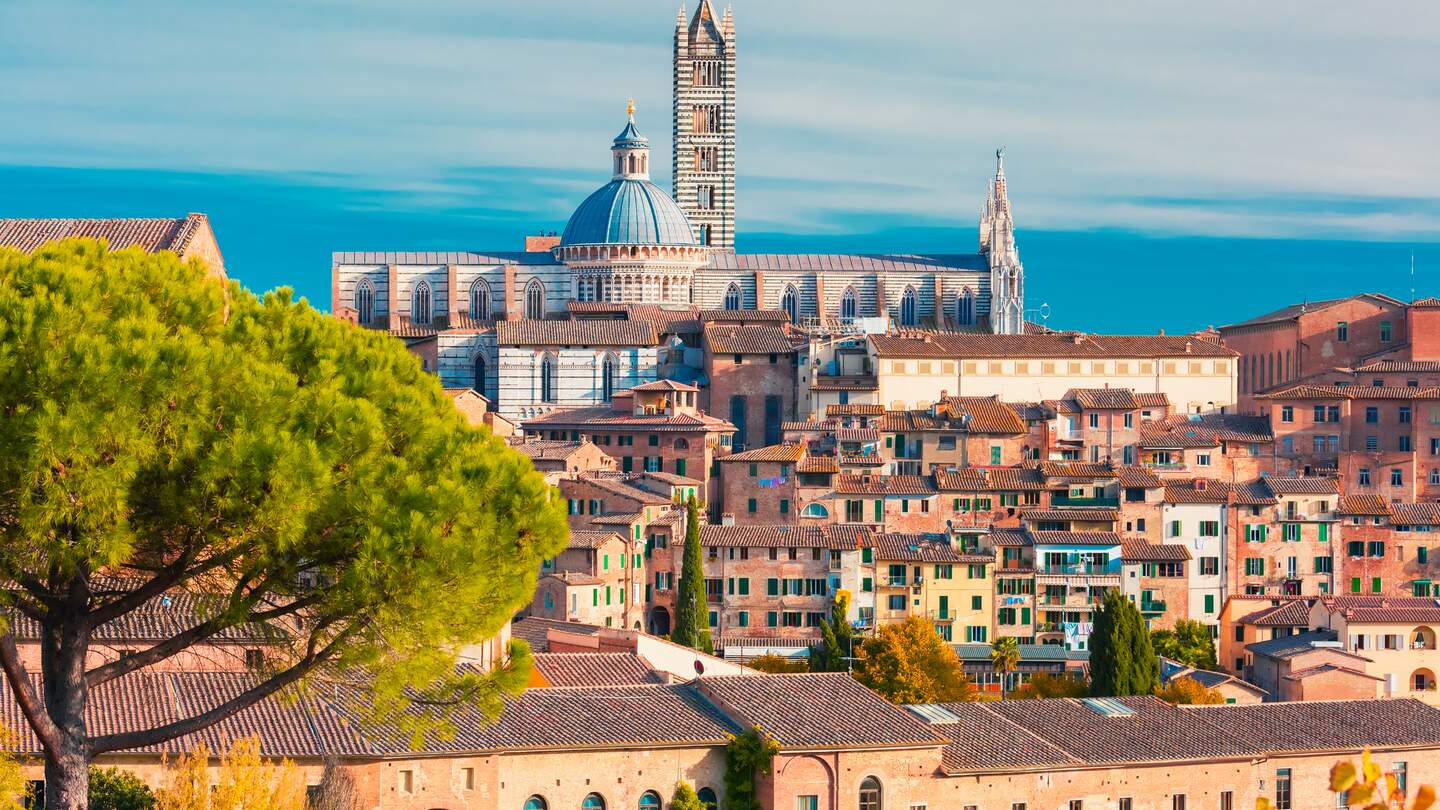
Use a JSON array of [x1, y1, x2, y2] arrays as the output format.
[[650, 606, 671, 636]]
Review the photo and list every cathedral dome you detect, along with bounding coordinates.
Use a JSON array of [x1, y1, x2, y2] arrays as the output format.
[[561, 180, 696, 247], [560, 107, 696, 248]]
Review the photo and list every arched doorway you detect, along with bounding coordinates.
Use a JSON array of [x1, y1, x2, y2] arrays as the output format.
[[650, 606, 671, 636]]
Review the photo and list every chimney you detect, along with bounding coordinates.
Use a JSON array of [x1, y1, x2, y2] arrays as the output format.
[[525, 234, 561, 252], [1071, 333, 1084, 345], [1158, 328, 1166, 336], [1195, 479, 1207, 492], [1185, 340, 1193, 354]]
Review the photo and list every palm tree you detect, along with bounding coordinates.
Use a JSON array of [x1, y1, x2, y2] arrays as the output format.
[[991, 636, 1022, 695]]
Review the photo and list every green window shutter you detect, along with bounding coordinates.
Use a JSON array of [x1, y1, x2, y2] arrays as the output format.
[[862, 577, 873, 592], [602, 555, 609, 570], [749, 463, 758, 477], [1021, 607, 1031, 625], [592, 589, 598, 606], [953, 498, 960, 510], [938, 596, 948, 618], [862, 548, 873, 563], [767, 578, 779, 596], [738, 611, 749, 628], [1351, 577, 1361, 593], [780, 499, 789, 514], [739, 578, 750, 595], [874, 500, 883, 522], [747, 498, 757, 513], [990, 446, 1001, 464], [767, 611, 778, 627], [676, 458, 686, 477], [1372, 577, 1382, 593], [1205, 594, 1215, 613], [727, 578, 734, 595], [606, 586, 612, 605], [1318, 523, 1329, 541], [971, 595, 981, 611]]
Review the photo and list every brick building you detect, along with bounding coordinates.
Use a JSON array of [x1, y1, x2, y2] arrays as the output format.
[[531, 529, 640, 629], [0, 213, 227, 279], [703, 324, 800, 451], [872, 532, 994, 643]]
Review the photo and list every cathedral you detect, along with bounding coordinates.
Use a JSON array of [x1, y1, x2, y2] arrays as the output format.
[[331, 0, 1026, 414]]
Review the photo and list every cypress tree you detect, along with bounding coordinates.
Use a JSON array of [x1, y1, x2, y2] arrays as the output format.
[[810, 590, 855, 672], [671, 496, 713, 653], [1089, 588, 1157, 696]]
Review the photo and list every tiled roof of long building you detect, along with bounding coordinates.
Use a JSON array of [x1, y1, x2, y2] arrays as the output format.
[[704, 253, 987, 273], [833, 474, 937, 495], [698, 525, 872, 549], [496, 320, 660, 346], [870, 332, 1235, 359], [703, 325, 800, 354], [524, 407, 735, 433], [717, 443, 807, 462], [531, 653, 666, 688], [0, 213, 213, 255]]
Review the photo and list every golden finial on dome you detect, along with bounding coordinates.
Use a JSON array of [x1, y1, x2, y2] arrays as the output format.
[[626, 98, 635, 118]]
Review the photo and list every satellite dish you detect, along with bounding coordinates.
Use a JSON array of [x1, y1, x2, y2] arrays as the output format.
[[693, 660, 705, 676]]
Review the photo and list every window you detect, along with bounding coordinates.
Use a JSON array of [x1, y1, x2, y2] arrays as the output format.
[[781, 284, 799, 322], [244, 648, 264, 669], [1360, 468, 1372, 486], [899, 286, 917, 326], [1199, 520, 1219, 537], [747, 498, 757, 514], [1393, 469, 1404, 486], [1245, 558, 1264, 576], [1119, 801, 1133, 810], [796, 798, 818, 810], [1394, 761, 1407, 795], [697, 788, 718, 810], [1172, 796, 1185, 810], [839, 285, 859, 319], [582, 795, 606, 810], [1381, 320, 1393, 342], [1337, 321, 1349, 342], [601, 354, 618, 402], [398, 770, 414, 794], [1069, 802, 1083, 810], [539, 354, 557, 403], [724, 283, 742, 311], [1089, 413, 1100, 429], [1220, 791, 1232, 810], [525, 797, 548, 810], [468, 278, 491, 319], [638, 793, 661, 810], [696, 184, 716, 209], [409, 280, 433, 326], [955, 288, 976, 325], [1401, 405, 1413, 423], [354, 279, 374, 324], [525, 279, 545, 319], [858, 777, 882, 810], [1366, 406, 1379, 424], [1281, 405, 1293, 422], [1275, 768, 1292, 810]]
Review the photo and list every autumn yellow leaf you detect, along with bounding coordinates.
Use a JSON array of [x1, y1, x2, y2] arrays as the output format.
[[1417, 784, 1437, 810], [1331, 761, 1357, 792]]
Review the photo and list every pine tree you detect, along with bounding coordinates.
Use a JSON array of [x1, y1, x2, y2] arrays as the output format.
[[1089, 589, 1159, 696], [810, 590, 855, 672], [671, 496, 713, 653]]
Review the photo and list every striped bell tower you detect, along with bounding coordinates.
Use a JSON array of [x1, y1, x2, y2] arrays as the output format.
[[672, 1, 735, 250]]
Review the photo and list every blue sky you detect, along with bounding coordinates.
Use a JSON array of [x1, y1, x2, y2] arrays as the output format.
[[0, 1, 1436, 332]]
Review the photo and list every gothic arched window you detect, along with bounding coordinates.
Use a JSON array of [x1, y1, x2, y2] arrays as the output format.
[[470, 278, 491, 321], [412, 280, 433, 325], [525, 279, 545, 320], [540, 354, 557, 404], [840, 286, 857, 320], [473, 354, 487, 395], [724, 283, 742, 311], [601, 353, 618, 402], [780, 284, 799, 322], [354, 279, 374, 325], [956, 287, 975, 326], [699, 224, 712, 246], [900, 286, 917, 326]]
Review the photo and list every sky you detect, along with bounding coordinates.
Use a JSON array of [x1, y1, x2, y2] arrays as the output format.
[[0, 1, 1436, 333]]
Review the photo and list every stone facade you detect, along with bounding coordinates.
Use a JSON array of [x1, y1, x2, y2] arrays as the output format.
[[673, 1, 735, 249]]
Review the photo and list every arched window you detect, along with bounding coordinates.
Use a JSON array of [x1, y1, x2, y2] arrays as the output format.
[[900, 287, 917, 326], [840, 286, 857, 319], [473, 354, 487, 394], [470, 279, 491, 321], [524, 798, 548, 810], [699, 224, 712, 246], [581, 795, 606, 810], [525, 279, 545, 320], [956, 288, 975, 326], [802, 503, 829, 518], [724, 283, 742, 311], [859, 777, 882, 810], [780, 284, 799, 322], [674, 437, 690, 450], [412, 280, 433, 325], [540, 354, 557, 404], [696, 788, 717, 810], [638, 792, 661, 810], [601, 354, 618, 402], [354, 279, 374, 325]]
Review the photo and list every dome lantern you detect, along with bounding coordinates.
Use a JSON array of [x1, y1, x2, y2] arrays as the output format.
[[612, 99, 651, 180]]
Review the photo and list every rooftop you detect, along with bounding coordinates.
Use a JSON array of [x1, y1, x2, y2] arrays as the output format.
[[870, 332, 1235, 360]]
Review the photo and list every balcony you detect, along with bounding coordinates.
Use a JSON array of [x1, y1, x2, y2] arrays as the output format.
[[1036, 593, 1103, 609], [1051, 495, 1120, 508], [1140, 600, 1167, 614], [1041, 563, 1114, 576]]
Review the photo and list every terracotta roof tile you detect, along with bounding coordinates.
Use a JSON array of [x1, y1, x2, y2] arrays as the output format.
[[695, 673, 947, 749], [524, 406, 735, 433], [704, 325, 798, 354], [717, 443, 807, 463], [925, 703, 1078, 772], [1355, 360, 1440, 372], [826, 403, 884, 416], [874, 534, 990, 563], [1121, 539, 1191, 562], [1040, 461, 1115, 479], [0, 213, 212, 256], [1029, 530, 1122, 546], [1340, 493, 1393, 516], [1258, 384, 1440, 400], [1263, 477, 1339, 496], [811, 375, 878, 391], [985, 467, 1048, 491], [1068, 388, 1141, 410], [1183, 699, 1440, 754], [699, 525, 870, 549], [870, 333, 1235, 359], [1392, 503, 1440, 526], [938, 396, 1028, 434], [1238, 600, 1313, 627], [1163, 480, 1231, 504], [566, 530, 624, 549], [496, 319, 659, 347], [796, 456, 840, 474], [833, 474, 937, 495], [1115, 467, 1163, 489], [532, 653, 666, 687], [511, 617, 603, 652], [1021, 508, 1119, 523]]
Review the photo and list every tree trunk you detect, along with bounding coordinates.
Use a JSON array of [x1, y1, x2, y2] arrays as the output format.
[[42, 589, 93, 810], [43, 739, 89, 810]]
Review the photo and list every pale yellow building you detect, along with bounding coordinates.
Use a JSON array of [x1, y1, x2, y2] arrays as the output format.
[[867, 332, 1238, 416], [873, 532, 994, 644], [1311, 596, 1440, 704]]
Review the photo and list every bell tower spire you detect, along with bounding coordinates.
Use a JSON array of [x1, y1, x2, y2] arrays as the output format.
[[673, 0, 735, 249], [983, 147, 1024, 335]]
